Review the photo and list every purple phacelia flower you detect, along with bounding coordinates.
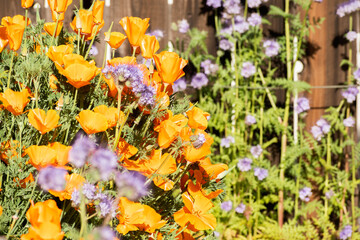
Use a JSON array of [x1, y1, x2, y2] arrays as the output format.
[[89, 45, 98, 57], [206, 0, 222, 8], [69, 136, 96, 168], [234, 16, 249, 34], [250, 145, 263, 159], [224, 0, 241, 15], [354, 69, 360, 82], [339, 225, 352, 240], [237, 158, 252, 172], [248, 13, 262, 26], [201, 59, 219, 76], [343, 116, 355, 127], [38, 166, 67, 191], [241, 61, 256, 78], [178, 19, 190, 33], [173, 78, 187, 92], [296, 97, 310, 114], [235, 203, 246, 213], [263, 40, 280, 57], [82, 183, 97, 200], [148, 29, 164, 39], [337, 0, 360, 18], [254, 167, 268, 181], [191, 73, 209, 89], [299, 187, 312, 202], [342, 86, 359, 103], [71, 189, 81, 206], [311, 125, 323, 141], [115, 171, 148, 201], [97, 195, 115, 217], [221, 200, 233, 212], [316, 118, 330, 134], [248, 0, 262, 8], [220, 136, 235, 148], [346, 31, 357, 42], [90, 148, 118, 181], [192, 134, 206, 149], [219, 39, 234, 51], [325, 189, 334, 199], [245, 114, 256, 125], [91, 226, 116, 240]]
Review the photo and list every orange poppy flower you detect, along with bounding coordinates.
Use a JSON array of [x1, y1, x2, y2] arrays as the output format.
[[76, 110, 108, 134], [186, 105, 209, 130], [0, 89, 30, 115], [15, 173, 34, 188], [1, 15, 30, 51], [0, 26, 9, 53], [119, 17, 150, 47], [198, 157, 228, 180], [28, 109, 60, 135], [173, 191, 216, 232], [46, 44, 74, 73], [51, 11, 65, 22], [47, 0, 72, 13], [0, 206, 2, 217], [49, 173, 85, 200], [0, 140, 20, 164], [153, 51, 188, 84], [49, 74, 58, 90], [108, 56, 137, 66], [116, 138, 138, 161], [43, 21, 63, 37], [92, 0, 105, 25], [181, 128, 213, 163], [154, 114, 188, 148], [25, 145, 57, 169], [21, 0, 34, 8], [48, 142, 71, 166], [93, 105, 124, 128], [116, 197, 166, 235], [104, 32, 127, 49], [70, 9, 94, 35], [140, 35, 160, 59], [61, 54, 99, 88], [21, 199, 64, 240]]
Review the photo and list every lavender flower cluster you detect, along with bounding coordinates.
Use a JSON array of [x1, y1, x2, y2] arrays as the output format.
[[220, 200, 246, 214], [102, 63, 156, 106], [263, 40, 280, 58], [311, 118, 330, 141], [201, 59, 219, 76], [247, 0, 269, 9], [299, 187, 312, 202], [220, 136, 235, 148], [341, 86, 359, 103], [337, 0, 360, 17], [296, 97, 310, 114], [173, 78, 187, 92], [339, 225, 352, 240]]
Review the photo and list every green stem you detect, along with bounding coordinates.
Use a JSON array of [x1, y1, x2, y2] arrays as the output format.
[[84, 25, 99, 60], [7, 52, 15, 89], [351, 134, 356, 235], [50, 15, 60, 46], [324, 133, 331, 218]]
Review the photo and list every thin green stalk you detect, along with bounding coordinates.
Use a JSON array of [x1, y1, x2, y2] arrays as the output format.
[[244, 0, 248, 18], [351, 134, 356, 236], [50, 15, 60, 46], [294, 127, 303, 219], [324, 133, 331, 217], [84, 25, 98, 59], [7, 51, 15, 89], [79, 189, 88, 238]]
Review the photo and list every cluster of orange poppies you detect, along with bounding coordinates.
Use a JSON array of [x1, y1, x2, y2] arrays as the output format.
[[0, 0, 228, 239]]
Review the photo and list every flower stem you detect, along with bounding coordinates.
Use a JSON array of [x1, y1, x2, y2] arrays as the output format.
[[84, 25, 99, 60], [324, 133, 331, 217], [50, 15, 60, 46], [7, 51, 15, 89]]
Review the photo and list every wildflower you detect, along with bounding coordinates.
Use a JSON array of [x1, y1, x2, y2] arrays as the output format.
[[21, 0, 34, 8], [43, 21, 63, 37], [47, 0, 73, 14], [116, 138, 138, 161], [182, 128, 213, 163], [68, 135, 96, 168], [92, 0, 105, 24], [28, 109, 60, 135], [237, 158, 252, 172], [235, 203, 246, 213], [71, 189, 80, 205], [91, 226, 116, 240], [140, 35, 160, 59], [46, 44, 74, 72], [316, 118, 330, 134], [82, 183, 97, 200], [97, 195, 115, 217], [342, 86, 359, 103], [206, 0, 222, 8], [337, 0, 360, 17], [91, 148, 118, 180], [248, 0, 262, 8], [311, 126, 323, 141], [0, 26, 9, 53], [219, 39, 234, 51], [186, 105, 209, 130], [173, 78, 187, 92], [25, 145, 57, 169], [354, 69, 360, 82], [224, 0, 241, 15], [115, 171, 148, 200], [89, 45, 98, 56], [119, 16, 150, 47], [191, 73, 209, 89], [1, 15, 30, 51], [93, 105, 123, 128], [104, 31, 127, 49], [344, 116, 355, 127], [76, 110, 109, 135], [241, 61, 256, 78], [49, 173, 85, 201], [299, 187, 312, 202], [296, 97, 310, 114], [148, 29, 164, 39], [38, 166, 67, 192], [254, 167, 268, 180], [346, 31, 357, 42], [214, 231, 220, 237], [339, 225, 352, 240], [245, 114, 256, 125], [248, 13, 262, 26], [234, 16, 249, 33], [155, 113, 188, 148], [198, 157, 229, 180], [0, 89, 30, 116], [220, 136, 235, 148], [178, 19, 190, 33], [263, 40, 280, 57], [70, 9, 94, 35], [250, 145, 262, 159], [201, 59, 219, 76], [325, 190, 334, 199], [221, 200, 233, 212], [154, 51, 188, 84]]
